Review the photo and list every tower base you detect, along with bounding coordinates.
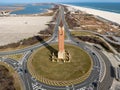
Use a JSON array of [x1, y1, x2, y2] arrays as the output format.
[[51, 50, 70, 63], [58, 51, 65, 59]]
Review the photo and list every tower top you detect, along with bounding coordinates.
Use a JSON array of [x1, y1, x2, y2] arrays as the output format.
[[59, 20, 63, 27]]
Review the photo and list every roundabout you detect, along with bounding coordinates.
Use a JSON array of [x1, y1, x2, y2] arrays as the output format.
[[28, 44, 93, 86], [0, 6, 114, 90]]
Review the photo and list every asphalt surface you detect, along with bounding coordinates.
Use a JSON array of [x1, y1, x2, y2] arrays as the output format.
[[0, 6, 114, 90]]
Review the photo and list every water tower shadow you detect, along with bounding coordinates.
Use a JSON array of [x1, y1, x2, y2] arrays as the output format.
[[35, 36, 58, 57]]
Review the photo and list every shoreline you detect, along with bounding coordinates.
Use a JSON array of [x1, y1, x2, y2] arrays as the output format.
[[10, 4, 53, 15], [0, 4, 54, 16], [0, 6, 24, 15], [10, 7, 24, 14], [0, 4, 58, 47], [63, 4, 120, 25]]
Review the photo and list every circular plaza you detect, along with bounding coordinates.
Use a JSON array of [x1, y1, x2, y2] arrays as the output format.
[[27, 44, 93, 86]]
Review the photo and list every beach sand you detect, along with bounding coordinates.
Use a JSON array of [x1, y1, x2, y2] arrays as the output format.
[[0, 16, 52, 46], [65, 4, 120, 25]]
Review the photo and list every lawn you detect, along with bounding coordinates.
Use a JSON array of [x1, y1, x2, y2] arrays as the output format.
[[6, 54, 23, 61], [28, 44, 92, 86], [71, 31, 95, 36]]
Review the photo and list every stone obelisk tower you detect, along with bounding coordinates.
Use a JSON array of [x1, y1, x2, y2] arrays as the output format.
[[58, 21, 65, 59]]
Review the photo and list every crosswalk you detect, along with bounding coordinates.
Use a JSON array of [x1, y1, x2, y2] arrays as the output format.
[[32, 83, 46, 90], [76, 87, 86, 90]]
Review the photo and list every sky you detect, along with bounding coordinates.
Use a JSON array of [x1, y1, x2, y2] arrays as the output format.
[[0, 0, 120, 3]]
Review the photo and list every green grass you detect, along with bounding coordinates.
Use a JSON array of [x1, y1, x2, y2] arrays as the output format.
[[29, 44, 92, 82], [71, 31, 95, 36], [115, 32, 120, 37], [0, 37, 50, 52], [6, 54, 23, 61]]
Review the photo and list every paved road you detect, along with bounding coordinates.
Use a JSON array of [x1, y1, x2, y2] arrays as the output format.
[[0, 6, 114, 90], [97, 50, 114, 90], [70, 29, 120, 45]]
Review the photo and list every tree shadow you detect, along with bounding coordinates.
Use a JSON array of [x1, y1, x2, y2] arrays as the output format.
[[35, 36, 58, 57]]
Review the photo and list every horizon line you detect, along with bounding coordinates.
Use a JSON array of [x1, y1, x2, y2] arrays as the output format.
[[0, 1, 120, 4]]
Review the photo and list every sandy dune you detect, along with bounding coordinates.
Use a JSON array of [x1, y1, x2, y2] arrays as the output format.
[[0, 16, 52, 46], [65, 4, 120, 25]]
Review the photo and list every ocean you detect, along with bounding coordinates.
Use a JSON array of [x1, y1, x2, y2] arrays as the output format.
[[64, 2, 120, 14], [10, 4, 52, 15], [1, 3, 120, 14]]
